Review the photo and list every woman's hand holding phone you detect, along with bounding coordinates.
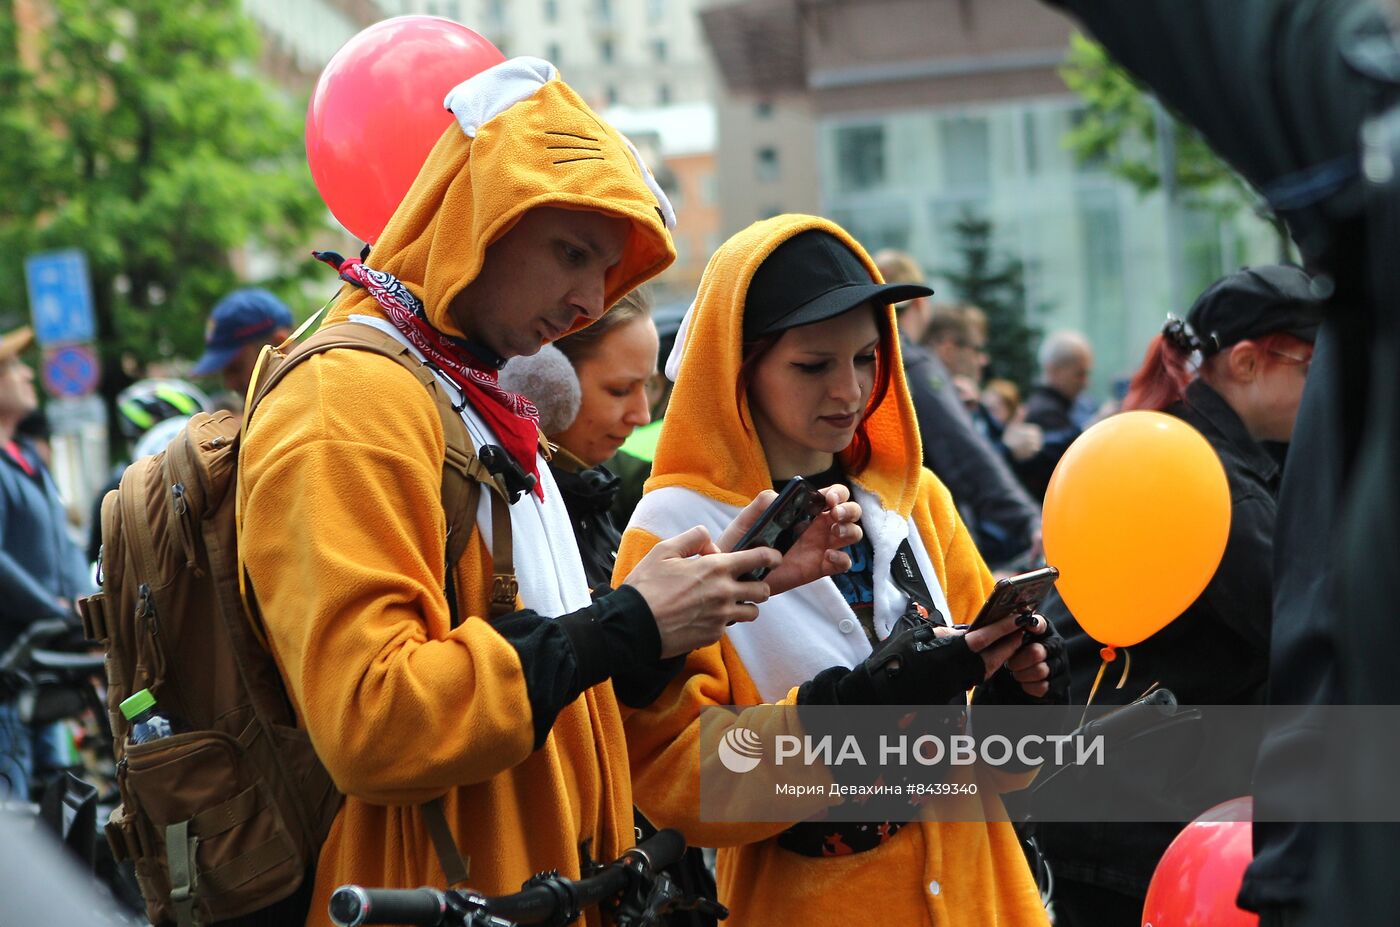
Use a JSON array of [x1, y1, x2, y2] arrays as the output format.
[[717, 482, 863, 597], [959, 615, 1043, 683]]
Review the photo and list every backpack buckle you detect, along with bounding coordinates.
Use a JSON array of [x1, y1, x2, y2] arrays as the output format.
[[491, 574, 518, 610], [478, 444, 537, 504]]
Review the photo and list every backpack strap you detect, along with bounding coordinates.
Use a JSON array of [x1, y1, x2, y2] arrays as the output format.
[[238, 322, 518, 624], [422, 797, 470, 886]]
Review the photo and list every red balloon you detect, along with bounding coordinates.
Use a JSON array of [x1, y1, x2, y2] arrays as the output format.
[[1141, 797, 1259, 927], [306, 16, 505, 243]]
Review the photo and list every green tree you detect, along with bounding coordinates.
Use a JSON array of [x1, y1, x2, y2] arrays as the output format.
[[0, 0, 325, 419], [940, 210, 1040, 393], [1059, 32, 1290, 257]]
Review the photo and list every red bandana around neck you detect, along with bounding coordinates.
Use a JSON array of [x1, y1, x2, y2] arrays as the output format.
[[323, 255, 544, 499]]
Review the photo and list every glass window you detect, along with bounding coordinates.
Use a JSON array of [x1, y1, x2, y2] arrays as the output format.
[[600, 38, 614, 63], [834, 125, 885, 193], [755, 100, 774, 119], [756, 147, 780, 183], [1078, 188, 1127, 349], [547, 42, 561, 64], [658, 83, 672, 105], [1022, 110, 1040, 176], [648, 0, 666, 21], [544, 0, 558, 22], [1068, 108, 1109, 175], [442, 0, 460, 19], [653, 38, 668, 63], [939, 116, 991, 189], [606, 85, 619, 106], [830, 202, 912, 254], [1181, 203, 1227, 297]]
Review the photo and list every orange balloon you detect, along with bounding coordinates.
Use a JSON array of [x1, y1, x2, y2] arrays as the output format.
[[1042, 410, 1230, 648]]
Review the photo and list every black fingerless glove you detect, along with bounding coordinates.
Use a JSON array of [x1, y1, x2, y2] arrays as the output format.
[[797, 623, 985, 707], [971, 620, 1073, 773], [972, 620, 1071, 708]]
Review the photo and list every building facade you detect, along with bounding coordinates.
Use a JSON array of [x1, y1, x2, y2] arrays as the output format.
[[243, 0, 382, 91], [382, 0, 713, 111], [701, 0, 1279, 391]]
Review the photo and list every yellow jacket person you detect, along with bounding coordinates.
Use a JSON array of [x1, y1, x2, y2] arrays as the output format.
[[615, 216, 1062, 926]]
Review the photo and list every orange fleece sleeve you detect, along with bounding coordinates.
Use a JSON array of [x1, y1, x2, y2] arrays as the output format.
[[240, 351, 535, 805]]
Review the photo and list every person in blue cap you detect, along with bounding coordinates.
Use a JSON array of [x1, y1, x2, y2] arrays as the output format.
[[190, 288, 293, 396]]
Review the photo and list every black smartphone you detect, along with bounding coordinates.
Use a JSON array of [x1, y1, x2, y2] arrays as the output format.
[[731, 477, 828, 582], [966, 566, 1061, 631]]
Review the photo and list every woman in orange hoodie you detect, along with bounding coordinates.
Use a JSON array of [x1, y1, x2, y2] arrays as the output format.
[[615, 216, 1068, 926]]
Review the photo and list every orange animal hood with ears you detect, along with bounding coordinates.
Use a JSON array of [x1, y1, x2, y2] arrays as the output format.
[[325, 58, 676, 338]]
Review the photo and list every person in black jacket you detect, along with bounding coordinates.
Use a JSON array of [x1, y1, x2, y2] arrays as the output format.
[[1037, 265, 1323, 927], [1032, 5, 1400, 925], [1014, 331, 1093, 501]]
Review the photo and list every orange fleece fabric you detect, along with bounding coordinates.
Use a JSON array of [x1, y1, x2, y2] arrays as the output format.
[[614, 215, 1048, 926], [239, 63, 673, 926]]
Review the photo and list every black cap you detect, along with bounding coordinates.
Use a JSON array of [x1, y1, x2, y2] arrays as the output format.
[[743, 230, 933, 341], [1186, 265, 1325, 356]]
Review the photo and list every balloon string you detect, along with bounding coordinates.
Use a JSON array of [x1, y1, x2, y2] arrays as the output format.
[[1079, 658, 1110, 731], [1114, 649, 1132, 690]]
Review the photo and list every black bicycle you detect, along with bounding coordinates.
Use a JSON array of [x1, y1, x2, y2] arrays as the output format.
[[329, 828, 728, 927], [0, 617, 145, 920]]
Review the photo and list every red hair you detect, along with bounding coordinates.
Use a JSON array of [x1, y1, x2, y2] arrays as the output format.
[[736, 309, 897, 476], [1122, 331, 1313, 413]]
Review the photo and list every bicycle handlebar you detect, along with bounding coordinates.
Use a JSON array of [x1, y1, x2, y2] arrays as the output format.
[[330, 828, 688, 927]]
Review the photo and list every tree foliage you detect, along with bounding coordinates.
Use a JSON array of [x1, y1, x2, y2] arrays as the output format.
[[1059, 32, 1255, 211], [940, 211, 1040, 393], [0, 0, 325, 402]]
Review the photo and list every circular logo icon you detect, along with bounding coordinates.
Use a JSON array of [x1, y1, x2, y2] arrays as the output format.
[[718, 727, 763, 774]]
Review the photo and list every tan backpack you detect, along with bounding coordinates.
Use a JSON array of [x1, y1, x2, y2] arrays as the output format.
[[78, 322, 519, 925]]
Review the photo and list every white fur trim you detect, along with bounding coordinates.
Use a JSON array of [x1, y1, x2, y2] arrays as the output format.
[[663, 300, 695, 382], [443, 56, 559, 139], [620, 134, 676, 230], [627, 484, 950, 704]]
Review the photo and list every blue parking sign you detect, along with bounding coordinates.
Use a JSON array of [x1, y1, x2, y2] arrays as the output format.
[[25, 249, 95, 345]]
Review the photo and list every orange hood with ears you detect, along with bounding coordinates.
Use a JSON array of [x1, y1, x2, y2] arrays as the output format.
[[649, 214, 925, 518], [325, 58, 676, 339]]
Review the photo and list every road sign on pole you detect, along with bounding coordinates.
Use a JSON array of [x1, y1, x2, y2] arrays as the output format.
[[24, 249, 96, 345], [41, 344, 100, 398]]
